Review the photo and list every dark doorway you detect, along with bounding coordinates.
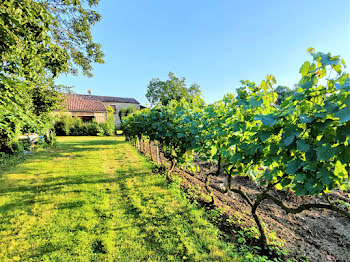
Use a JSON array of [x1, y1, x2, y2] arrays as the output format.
[[79, 116, 94, 122]]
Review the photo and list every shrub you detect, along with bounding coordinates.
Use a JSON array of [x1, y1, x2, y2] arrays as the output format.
[[54, 114, 75, 136], [54, 112, 115, 137], [84, 121, 100, 136], [118, 105, 137, 122], [103, 106, 116, 136], [69, 118, 84, 136]]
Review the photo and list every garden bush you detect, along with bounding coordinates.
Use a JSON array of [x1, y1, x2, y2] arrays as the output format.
[[84, 121, 100, 136], [54, 109, 115, 137], [54, 114, 75, 136], [118, 105, 137, 122]]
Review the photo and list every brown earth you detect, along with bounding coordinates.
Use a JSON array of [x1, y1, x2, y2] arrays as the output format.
[[136, 139, 350, 262]]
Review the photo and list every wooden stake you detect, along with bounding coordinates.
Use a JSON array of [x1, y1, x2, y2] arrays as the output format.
[[156, 141, 160, 165], [149, 139, 152, 161]]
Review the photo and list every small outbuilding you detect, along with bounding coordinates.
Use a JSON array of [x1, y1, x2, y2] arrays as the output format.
[[61, 93, 140, 127]]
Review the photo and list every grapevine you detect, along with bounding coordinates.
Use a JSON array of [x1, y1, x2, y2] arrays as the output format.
[[122, 49, 350, 247]]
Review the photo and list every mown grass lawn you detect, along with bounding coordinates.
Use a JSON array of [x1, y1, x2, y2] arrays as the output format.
[[0, 136, 250, 261]]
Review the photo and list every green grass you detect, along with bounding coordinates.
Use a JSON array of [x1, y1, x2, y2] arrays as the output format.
[[0, 136, 270, 261], [116, 130, 123, 135]]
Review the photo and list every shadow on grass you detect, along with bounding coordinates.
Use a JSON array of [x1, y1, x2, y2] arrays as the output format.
[[0, 138, 126, 173], [58, 138, 123, 147], [0, 138, 131, 212], [0, 136, 221, 260], [0, 171, 149, 195]]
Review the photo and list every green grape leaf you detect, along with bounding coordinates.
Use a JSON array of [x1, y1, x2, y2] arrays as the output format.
[[317, 168, 332, 185], [269, 144, 280, 155], [312, 119, 333, 134], [308, 182, 323, 195], [335, 107, 350, 124], [229, 136, 240, 144], [177, 133, 185, 138], [337, 146, 350, 165], [316, 144, 336, 161], [284, 135, 295, 147], [324, 101, 339, 114], [254, 114, 278, 127], [282, 127, 301, 147], [295, 173, 307, 183], [248, 97, 263, 107], [286, 159, 303, 174], [264, 171, 273, 181], [299, 61, 310, 76], [293, 92, 305, 101], [299, 114, 313, 123], [315, 52, 340, 66], [300, 79, 314, 90], [240, 143, 259, 156], [275, 183, 283, 190], [304, 180, 316, 192], [341, 79, 350, 92], [231, 153, 242, 163], [232, 121, 246, 132], [314, 112, 327, 118], [334, 161, 347, 178], [294, 183, 308, 196], [303, 160, 317, 171], [257, 131, 271, 142], [281, 178, 292, 187], [296, 139, 311, 152]]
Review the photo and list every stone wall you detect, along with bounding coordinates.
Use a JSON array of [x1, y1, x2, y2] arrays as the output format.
[[55, 111, 107, 123], [70, 112, 107, 123]]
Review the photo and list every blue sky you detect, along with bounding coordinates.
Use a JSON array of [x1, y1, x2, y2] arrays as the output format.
[[57, 0, 350, 106]]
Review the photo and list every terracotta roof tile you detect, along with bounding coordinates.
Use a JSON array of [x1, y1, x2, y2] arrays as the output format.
[[63, 94, 107, 112]]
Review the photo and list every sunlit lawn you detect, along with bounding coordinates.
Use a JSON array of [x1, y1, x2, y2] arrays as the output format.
[[0, 136, 247, 261]]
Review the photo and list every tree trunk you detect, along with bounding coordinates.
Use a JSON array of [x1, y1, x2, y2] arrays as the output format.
[[205, 173, 215, 204], [216, 154, 221, 176], [224, 168, 233, 193], [167, 158, 176, 182]]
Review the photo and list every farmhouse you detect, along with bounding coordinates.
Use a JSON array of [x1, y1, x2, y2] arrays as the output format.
[[61, 93, 140, 127]]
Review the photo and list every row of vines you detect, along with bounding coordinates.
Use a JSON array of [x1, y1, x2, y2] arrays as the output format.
[[121, 49, 350, 247]]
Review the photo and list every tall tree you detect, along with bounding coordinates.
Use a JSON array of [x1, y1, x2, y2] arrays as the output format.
[[274, 85, 297, 105], [0, 0, 104, 153], [146, 72, 202, 106]]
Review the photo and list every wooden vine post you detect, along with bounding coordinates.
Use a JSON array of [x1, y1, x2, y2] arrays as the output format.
[[156, 141, 160, 165], [149, 139, 152, 161]]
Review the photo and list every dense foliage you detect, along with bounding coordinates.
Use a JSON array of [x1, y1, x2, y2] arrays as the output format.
[[274, 86, 297, 105], [118, 105, 137, 122], [146, 72, 202, 106], [54, 107, 115, 136], [0, 0, 104, 153], [122, 49, 350, 246]]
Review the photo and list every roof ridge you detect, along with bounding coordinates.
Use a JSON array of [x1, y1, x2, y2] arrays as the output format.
[[63, 93, 140, 104]]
